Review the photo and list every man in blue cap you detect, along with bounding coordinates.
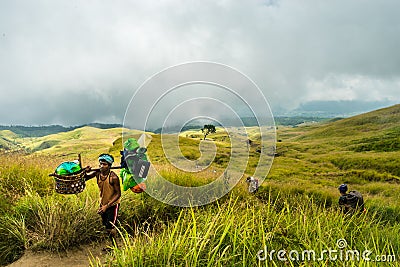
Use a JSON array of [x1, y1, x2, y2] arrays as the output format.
[[338, 184, 365, 214], [85, 153, 121, 250]]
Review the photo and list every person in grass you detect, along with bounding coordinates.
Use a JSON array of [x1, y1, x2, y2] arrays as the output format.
[[338, 184, 365, 214], [85, 153, 121, 249], [246, 176, 259, 193]]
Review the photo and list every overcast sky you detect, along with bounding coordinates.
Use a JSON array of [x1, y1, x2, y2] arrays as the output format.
[[1, 0, 399, 126]]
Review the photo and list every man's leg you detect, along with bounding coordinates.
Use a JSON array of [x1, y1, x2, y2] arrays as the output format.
[[101, 204, 120, 249]]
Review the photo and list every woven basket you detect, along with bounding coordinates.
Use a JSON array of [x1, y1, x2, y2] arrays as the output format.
[[53, 171, 86, 194]]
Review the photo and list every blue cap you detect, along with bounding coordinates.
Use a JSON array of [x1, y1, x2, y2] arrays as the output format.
[[338, 184, 348, 193], [98, 153, 114, 165]]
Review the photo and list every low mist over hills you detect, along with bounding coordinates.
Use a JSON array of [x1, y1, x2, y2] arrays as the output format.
[[277, 100, 397, 118]]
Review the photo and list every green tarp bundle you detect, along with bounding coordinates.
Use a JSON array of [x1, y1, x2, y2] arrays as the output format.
[[121, 138, 148, 191], [55, 161, 82, 176]]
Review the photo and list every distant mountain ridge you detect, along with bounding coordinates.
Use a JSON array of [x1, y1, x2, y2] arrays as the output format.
[[0, 123, 123, 138]]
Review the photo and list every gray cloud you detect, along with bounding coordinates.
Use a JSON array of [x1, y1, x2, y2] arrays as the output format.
[[1, 0, 399, 125]]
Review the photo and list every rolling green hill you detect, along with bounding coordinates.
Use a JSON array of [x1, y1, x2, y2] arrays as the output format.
[[277, 104, 400, 177], [1, 104, 400, 266], [295, 104, 400, 145], [0, 130, 20, 150], [264, 104, 400, 223], [0, 104, 398, 214]]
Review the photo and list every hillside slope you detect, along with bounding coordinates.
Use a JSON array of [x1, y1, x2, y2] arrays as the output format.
[[294, 104, 400, 151], [265, 104, 400, 224], [0, 130, 21, 150]]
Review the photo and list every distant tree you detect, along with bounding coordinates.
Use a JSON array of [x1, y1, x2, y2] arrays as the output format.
[[201, 124, 216, 140]]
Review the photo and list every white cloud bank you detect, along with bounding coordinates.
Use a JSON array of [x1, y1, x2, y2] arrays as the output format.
[[0, 0, 399, 125]]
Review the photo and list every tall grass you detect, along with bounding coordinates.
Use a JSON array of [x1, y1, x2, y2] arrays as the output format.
[[0, 214, 27, 264], [0, 187, 103, 264], [14, 190, 102, 250], [91, 194, 400, 266], [330, 154, 400, 177], [0, 153, 54, 213], [118, 189, 182, 234], [0, 152, 107, 265]]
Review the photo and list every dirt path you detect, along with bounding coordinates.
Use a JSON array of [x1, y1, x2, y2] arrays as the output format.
[[7, 243, 108, 267]]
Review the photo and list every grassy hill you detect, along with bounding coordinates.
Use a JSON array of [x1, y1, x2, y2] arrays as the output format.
[[0, 130, 20, 150], [295, 104, 400, 144], [266, 104, 400, 223], [1, 105, 400, 266]]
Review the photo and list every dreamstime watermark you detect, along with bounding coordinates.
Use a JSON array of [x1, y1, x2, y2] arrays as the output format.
[[257, 239, 396, 262], [123, 62, 276, 207]]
